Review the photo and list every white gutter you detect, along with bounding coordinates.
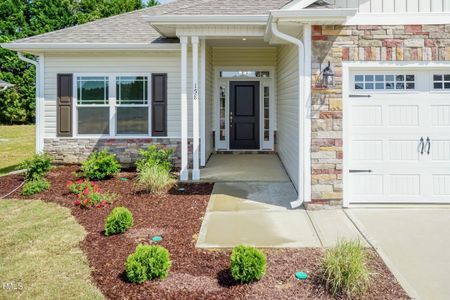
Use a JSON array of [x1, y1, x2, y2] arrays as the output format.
[[18, 52, 44, 154], [1, 43, 181, 52], [270, 22, 309, 208]]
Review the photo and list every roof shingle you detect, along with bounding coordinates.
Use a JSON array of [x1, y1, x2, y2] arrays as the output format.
[[10, 0, 292, 45]]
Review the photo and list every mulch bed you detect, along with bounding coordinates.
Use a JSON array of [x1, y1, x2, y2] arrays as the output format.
[[0, 166, 409, 299]]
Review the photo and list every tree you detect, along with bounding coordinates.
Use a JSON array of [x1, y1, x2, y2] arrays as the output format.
[[146, 0, 160, 7], [0, 0, 155, 124]]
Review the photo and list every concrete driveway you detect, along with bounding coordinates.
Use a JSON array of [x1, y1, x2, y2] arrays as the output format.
[[347, 208, 450, 300]]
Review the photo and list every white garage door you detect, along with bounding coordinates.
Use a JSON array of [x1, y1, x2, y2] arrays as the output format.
[[345, 68, 450, 204]]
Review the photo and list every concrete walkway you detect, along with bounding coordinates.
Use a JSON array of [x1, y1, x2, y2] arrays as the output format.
[[196, 182, 367, 248], [347, 208, 450, 300]]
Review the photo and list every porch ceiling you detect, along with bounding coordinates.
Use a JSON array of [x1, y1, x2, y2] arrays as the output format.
[[206, 38, 273, 48]]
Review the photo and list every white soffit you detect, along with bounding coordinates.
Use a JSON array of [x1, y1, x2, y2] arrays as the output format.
[[145, 15, 269, 37]]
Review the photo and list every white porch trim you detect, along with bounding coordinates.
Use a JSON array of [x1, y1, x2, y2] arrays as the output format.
[[180, 36, 189, 181], [200, 39, 207, 167]]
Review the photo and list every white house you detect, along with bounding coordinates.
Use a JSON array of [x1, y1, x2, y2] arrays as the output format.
[[2, 0, 450, 207]]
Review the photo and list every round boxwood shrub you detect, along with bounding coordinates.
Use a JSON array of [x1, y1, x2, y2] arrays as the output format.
[[104, 207, 133, 236], [230, 245, 266, 283], [125, 245, 171, 284]]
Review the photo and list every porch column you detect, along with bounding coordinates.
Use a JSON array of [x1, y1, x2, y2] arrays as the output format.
[[180, 36, 189, 181], [191, 36, 200, 180]]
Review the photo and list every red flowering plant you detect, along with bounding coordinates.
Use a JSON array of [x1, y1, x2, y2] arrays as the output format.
[[66, 179, 116, 208]]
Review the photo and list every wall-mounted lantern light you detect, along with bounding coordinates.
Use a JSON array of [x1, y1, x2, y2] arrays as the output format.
[[321, 61, 335, 88]]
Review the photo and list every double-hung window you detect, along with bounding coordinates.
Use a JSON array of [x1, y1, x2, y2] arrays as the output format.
[[75, 75, 150, 136], [116, 76, 149, 135], [77, 76, 110, 134]]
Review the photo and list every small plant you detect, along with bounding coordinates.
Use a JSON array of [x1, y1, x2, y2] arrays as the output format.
[[136, 145, 173, 172], [21, 178, 50, 196], [320, 240, 371, 298], [125, 244, 172, 284], [67, 179, 115, 208], [104, 207, 134, 236], [230, 245, 266, 284], [135, 164, 176, 195], [20, 153, 52, 181], [80, 148, 121, 180]]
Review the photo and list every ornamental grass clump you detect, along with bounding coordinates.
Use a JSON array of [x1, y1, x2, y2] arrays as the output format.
[[136, 165, 176, 195], [230, 245, 267, 284], [80, 148, 121, 180], [67, 179, 115, 208], [320, 240, 371, 298], [104, 207, 133, 236], [125, 244, 172, 284]]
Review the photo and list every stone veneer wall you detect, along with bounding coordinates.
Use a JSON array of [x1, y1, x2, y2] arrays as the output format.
[[44, 138, 193, 167], [311, 24, 450, 205]]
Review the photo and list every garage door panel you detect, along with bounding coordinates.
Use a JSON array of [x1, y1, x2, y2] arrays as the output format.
[[351, 140, 383, 160], [351, 174, 384, 196], [388, 140, 421, 161], [431, 140, 450, 161], [432, 175, 450, 196], [431, 105, 450, 126], [351, 105, 382, 127], [388, 105, 419, 127], [389, 174, 421, 195]]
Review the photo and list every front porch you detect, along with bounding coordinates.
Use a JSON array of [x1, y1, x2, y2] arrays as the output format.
[[199, 154, 290, 182]]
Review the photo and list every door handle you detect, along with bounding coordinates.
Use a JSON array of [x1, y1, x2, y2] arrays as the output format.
[[426, 137, 431, 155], [419, 137, 424, 155]]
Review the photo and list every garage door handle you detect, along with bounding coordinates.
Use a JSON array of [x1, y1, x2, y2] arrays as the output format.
[[426, 137, 431, 155], [349, 169, 373, 173], [419, 137, 424, 155]]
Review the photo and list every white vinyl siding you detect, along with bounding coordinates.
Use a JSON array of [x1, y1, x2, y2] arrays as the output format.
[[205, 45, 214, 161], [43, 51, 193, 138], [212, 47, 277, 67], [276, 44, 299, 190], [330, 0, 450, 12]]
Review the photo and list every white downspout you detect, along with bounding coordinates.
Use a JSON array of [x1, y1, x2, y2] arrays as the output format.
[[18, 52, 44, 154], [270, 22, 308, 208]]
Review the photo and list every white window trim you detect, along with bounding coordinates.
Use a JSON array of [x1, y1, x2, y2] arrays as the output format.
[[73, 73, 152, 139], [213, 66, 276, 151]]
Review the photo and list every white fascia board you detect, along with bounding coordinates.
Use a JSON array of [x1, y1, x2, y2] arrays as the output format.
[[0, 43, 181, 52], [346, 13, 450, 25], [144, 15, 269, 25]]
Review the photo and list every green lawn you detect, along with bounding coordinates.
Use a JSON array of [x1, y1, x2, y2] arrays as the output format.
[[0, 199, 104, 300], [0, 125, 35, 175]]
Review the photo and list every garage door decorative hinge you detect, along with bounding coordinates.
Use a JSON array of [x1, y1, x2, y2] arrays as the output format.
[[349, 169, 373, 173], [349, 94, 372, 98]]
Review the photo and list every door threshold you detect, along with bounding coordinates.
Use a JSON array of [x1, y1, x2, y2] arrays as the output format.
[[215, 150, 276, 155]]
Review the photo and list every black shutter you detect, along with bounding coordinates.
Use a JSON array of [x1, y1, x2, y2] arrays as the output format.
[[57, 74, 73, 137], [152, 74, 167, 136]]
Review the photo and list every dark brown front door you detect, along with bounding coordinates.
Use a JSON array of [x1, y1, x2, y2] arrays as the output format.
[[229, 81, 260, 150]]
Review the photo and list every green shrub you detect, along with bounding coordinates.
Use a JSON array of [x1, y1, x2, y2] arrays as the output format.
[[230, 245, 266, 284], [20, 153, 52, 181], [80, 149, 121, 180], [320, 240, 371, 298], [136, 164, 176, 195], [136, 145, 173, 172], [125, 244, 172, 283], [21, 178, 50, 196], [104, 207, 134, 236]]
